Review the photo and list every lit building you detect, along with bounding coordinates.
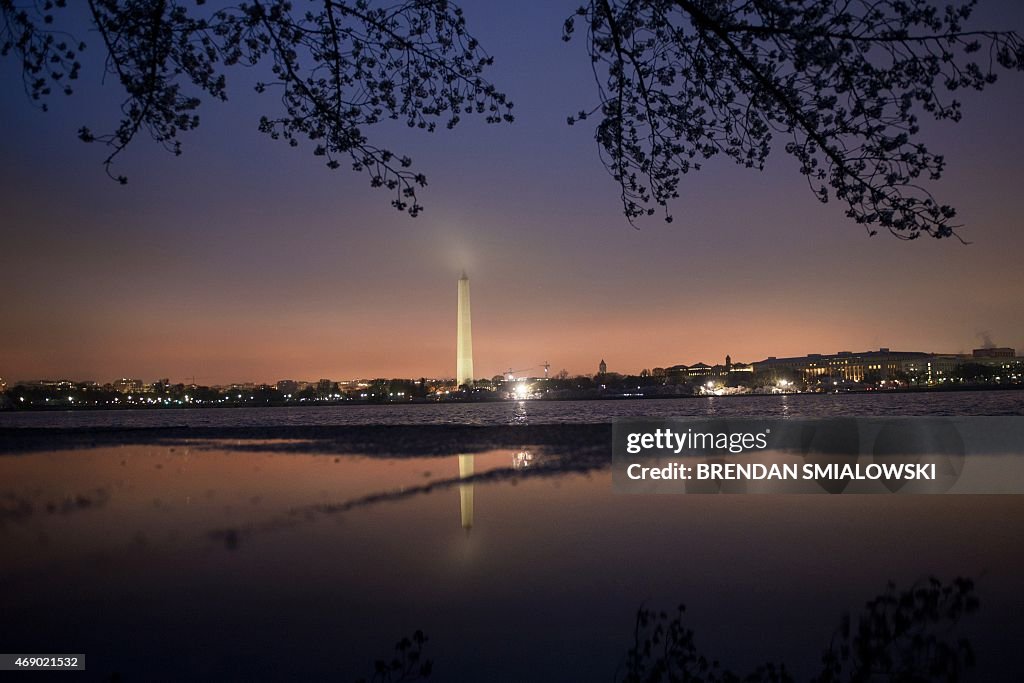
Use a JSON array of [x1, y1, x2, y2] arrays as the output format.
[[685, 362, 713, 378], [112, 378, 144, 394], [456, 272, 474, 387], [901, 355, 961, 384], [666, 363, 720, 380], [753, 348, 929, 382]]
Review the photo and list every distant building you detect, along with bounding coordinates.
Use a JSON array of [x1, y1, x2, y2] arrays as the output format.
[[686, 362, 714, 378], [276, 379, 299, 394], [316, 378, 338, 397], [666, 363, 718, 380], [113, 378, 144, 394], [665, 364, 687, 378], [964, 353, 1023, 374], [901, 355, 961, 384], [599, 359, 607, 375], [973, 347, 1015, 358], [0, 377, 6, 393], [753, 348, 929, 382], [25, 379, 77, 390]]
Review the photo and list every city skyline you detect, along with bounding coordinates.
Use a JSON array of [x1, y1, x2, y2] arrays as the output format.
[[2, 340, 1017, 387], [2, 2, 1023, 384]]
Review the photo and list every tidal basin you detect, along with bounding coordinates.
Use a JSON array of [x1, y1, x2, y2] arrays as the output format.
[[2, 408, 1024, 679]]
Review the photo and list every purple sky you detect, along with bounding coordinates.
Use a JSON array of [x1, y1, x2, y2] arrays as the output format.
[[1, 1, 1023, 384]]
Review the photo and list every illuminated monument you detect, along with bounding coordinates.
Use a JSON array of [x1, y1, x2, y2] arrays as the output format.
[[457, 272, 474, 387]]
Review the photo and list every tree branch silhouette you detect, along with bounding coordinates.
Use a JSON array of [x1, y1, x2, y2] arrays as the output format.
[[355, 629, 433, 683], [3, 1, 1023, 236], [565, 0, 1024, 238], [0, 0, 514, 213], [618, 577, 978, 683]]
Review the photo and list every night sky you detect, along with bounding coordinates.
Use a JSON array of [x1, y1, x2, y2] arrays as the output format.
[[2, 1, 1023, 385]]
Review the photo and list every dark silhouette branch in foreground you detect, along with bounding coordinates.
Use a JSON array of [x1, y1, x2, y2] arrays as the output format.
[[565, 0, 1024, 238], [812, 576, 979, 683], [0, 0, 513, 214], [356, 630, 433, 683], [619, 577, 978, 682], [353, 578, 977, 682], [3, 2, 1023, 236]]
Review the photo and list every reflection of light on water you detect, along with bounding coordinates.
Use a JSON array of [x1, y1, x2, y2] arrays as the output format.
[[702, 396, 716, 415], [512, 451, 533, 470], [458, 454, 474, 533], [779, 394, 791, 417], [511, 401, 528, 424], [458, 450, 536, 535]]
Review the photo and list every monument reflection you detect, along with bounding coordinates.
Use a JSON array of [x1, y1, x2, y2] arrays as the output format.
[[458, 453, 474, 532]]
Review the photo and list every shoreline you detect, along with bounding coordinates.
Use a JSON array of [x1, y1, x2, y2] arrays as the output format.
[[2, 383, 1022, 413], [0, 422, 614, 455]]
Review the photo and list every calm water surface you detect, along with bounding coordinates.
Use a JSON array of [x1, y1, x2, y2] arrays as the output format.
[[2, 393, 1023, 680], [2, 438, 1023, 680], [2, 390, 1022, 429]]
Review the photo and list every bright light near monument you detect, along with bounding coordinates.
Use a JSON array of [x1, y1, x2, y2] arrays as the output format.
[[515, 382, 529, 399]]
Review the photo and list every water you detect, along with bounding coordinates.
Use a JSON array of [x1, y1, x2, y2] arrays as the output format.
[[1, 390, 1022, 429], [3, 392, 1023, 680], [2, 441, 1022, 680]]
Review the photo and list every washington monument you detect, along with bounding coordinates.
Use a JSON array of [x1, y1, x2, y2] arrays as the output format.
[[457, 272, 474, 387]]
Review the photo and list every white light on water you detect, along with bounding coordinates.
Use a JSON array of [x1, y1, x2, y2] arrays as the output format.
[[515, 382, 530, 399]]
